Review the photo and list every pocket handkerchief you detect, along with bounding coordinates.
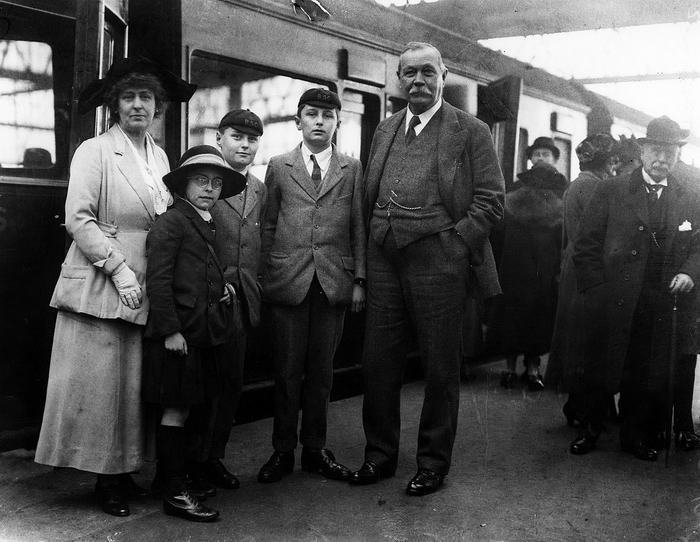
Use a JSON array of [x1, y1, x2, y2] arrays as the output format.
[[679, 220, 692, 231]]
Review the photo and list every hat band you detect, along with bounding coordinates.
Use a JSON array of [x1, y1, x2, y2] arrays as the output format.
[[178, 153, 231, 170]]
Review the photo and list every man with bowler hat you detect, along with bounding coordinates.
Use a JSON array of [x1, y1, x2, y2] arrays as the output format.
[[257, 88, 366, 483], [350, 42, 504, 495], [525, 136, 561, 170], [571, 116, 700, 460]]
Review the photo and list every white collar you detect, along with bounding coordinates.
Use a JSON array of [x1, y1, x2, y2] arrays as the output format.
[[642, 168, 668, 187], [405, 99, 442, 134], [301, 142, 332, 164], [183, 198, 213, 221]]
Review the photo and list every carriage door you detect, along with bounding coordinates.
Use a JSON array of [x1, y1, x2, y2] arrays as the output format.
[[477, 75, 522, 192], [0, 0, 125, 451]]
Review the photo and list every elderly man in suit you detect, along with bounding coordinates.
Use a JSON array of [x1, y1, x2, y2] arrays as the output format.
[[258, 88, 366, 483], [571, 116, 700, 461], [349, 42, 505, 496]]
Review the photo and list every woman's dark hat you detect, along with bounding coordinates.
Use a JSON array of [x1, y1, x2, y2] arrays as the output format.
[[163, 145, 247, 200], [526, 136, 560, 160], [638, 116, 689, 147], [576, 133, 619, 165], [78, 56, 197, 114]]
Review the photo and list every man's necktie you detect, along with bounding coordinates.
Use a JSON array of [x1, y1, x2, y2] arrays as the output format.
[[646, 183, 662, 203], [406, 115, 421, 145], [310, 154, 322, 188]]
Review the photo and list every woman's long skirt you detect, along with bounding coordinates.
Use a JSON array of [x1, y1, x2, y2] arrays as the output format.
[[35, 310, 144, 474]]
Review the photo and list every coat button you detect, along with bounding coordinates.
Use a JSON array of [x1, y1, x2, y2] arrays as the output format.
[[313, 244, 318, 250], [315, 203, 320, 209], [638, 225, 645, 231], [394, 179, 400, 184], [631, 250, 638, 256], [617, 299, 624, 306], [314, 224, 319, 229]]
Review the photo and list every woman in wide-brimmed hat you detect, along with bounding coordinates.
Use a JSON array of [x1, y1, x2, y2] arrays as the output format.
[[35, 57, 195, 517]]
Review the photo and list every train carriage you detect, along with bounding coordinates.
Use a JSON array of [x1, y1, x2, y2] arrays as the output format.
[[0, 0, 663, 450]]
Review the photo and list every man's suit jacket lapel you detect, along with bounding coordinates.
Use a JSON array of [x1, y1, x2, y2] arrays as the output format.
[[224, 173, 258, 218], [108, 126, 156, 221], [365, 111, 405, 207], [287, 146, 318, 200], [437, 103, 469, 195], [662, 175, 682, 260], [317, 148, 346, 199], [627, 168, 650, 227]]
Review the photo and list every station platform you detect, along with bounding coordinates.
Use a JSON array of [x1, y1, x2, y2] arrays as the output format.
[[1, 359, 700, 542]]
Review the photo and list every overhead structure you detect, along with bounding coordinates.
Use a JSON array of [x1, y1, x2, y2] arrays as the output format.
[[392, 0, 699, 39]]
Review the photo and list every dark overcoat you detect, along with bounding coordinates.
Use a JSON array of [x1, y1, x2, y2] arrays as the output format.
[[211, 172, 267, 327], [496, 165, 566, 354], [362, 101, 504, 298], [144, 198, 231, 347], [572, 168, 700, 393], [546, 170, 604, 388]]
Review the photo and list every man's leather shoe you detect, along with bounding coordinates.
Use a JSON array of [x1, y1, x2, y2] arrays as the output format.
[[202, 458, 240, 489], [405, 468, 445, 496], [570, 432, 598, 455], [621, 441, 658, 461], [258, 451, 294, 483], [349, 460, 395, 485], [119, 473, 149, 498], [163, 490, 219, 522], [677, 431, 700, 451], [301, 448, 352, 480], [95, 481, 130, 517]]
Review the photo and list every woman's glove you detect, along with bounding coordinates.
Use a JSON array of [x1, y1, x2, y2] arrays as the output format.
[[111, 262, 142, 309]]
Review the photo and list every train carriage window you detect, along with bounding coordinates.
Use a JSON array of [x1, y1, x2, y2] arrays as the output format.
[[0, 7, 73, 181], [188, 52, 332, 181]]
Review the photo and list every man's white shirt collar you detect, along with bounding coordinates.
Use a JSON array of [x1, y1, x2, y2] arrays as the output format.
[[405, 99, 443, 137], [301, 142, 333, 179], [642, 168, 668, 190]]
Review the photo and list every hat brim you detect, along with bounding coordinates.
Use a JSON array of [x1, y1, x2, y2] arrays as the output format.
[[637, 137, 687, 147], [163, 163, 247, 200], [300, 100, 341, 111], [78, 57, 197, 114], [526, 143, 560, 160], [218, 123, 263, 137]]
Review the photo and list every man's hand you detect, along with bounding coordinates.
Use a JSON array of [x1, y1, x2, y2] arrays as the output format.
[[669, 273, 694, 294], [164, 332, 188, 356], [351, 284, 366, 313]]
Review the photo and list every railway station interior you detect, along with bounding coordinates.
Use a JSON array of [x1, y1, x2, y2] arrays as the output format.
[[2, 0, 700, 540]]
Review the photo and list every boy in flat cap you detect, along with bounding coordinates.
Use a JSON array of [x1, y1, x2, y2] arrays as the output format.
[[186, 110, 268, 493], [258, 88, 366, 483]]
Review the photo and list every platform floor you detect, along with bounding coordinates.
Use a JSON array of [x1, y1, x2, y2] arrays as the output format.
[[2, 359, 700, 542]]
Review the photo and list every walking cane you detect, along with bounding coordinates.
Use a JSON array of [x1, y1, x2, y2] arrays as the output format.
[[665, 293, 678, 467]]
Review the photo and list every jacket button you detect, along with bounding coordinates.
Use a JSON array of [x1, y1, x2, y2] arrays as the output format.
[[617, 299, 624, 306], [314, 224, 319, 229], [315, 203, 320, 209], [631, 250, 638, 256], [394, 179, 400, 184], [638, 225, 644, 231], [313, 245, 318, 250], [241, 219, 247, 226]]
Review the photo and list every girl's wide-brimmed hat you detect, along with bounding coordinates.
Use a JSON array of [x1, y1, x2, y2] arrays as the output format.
[[638, 116, 689, 147], [78, 56, 197, 114], [526, 136, 560, 160], [163, 145, 247, 200]]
